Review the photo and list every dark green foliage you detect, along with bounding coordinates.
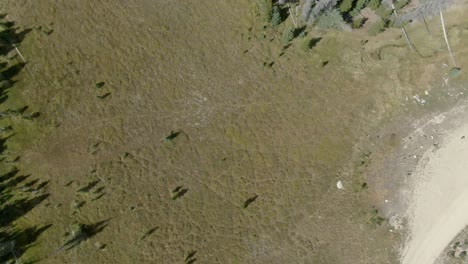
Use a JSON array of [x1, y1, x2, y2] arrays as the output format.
[[367, 0, 380, 10], [355, 0, 369, 10], [368, 19, 387, 36], [461, 251, 467, 258], [340, 0, 356, 13], [352, 17, 366, 28], [271, 5, 282, 26], [369, 208, 385, 226], [350, 10, 359, 17], [95, 82, 105, 89], [300, 37, 322, 52], [293, 26, 307, 38]]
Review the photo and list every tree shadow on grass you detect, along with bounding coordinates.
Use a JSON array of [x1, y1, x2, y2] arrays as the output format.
[[0, 159, 51, 262], [0, 194, 50, 227], [0, 15, 50, 264], [0, 20, 32, 56], [0, 173, 51, 262], [53, 219, 111, 254]]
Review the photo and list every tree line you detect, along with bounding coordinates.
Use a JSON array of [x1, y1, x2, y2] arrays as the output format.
[[256, 0, 459, 69]]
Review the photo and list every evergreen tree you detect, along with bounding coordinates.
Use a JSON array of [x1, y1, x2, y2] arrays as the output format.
[[302, 0, 339, 24], [316, 9, 352, 31], [340, 0, 356, 13]]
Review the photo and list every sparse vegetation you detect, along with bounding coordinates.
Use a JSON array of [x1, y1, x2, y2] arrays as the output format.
[[282, 27, 295, 44], [256, 0, 273, 24], [95, 82, 105, 89], [369, 208, 386, 226]]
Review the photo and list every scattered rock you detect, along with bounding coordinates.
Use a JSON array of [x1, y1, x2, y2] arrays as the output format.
[[389, 214, 403, 230], [336, 180, 344, 190]]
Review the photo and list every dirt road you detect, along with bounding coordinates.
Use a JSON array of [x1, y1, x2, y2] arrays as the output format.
[[402, 111, 468, 263]]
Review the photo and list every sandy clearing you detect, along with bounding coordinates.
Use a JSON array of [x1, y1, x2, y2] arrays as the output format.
[[402, 112, 468, 264]]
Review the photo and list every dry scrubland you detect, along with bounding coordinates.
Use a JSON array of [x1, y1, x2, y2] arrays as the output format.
[[1, 0, 468, 263]]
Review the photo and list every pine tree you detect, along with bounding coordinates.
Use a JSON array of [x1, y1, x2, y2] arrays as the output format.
[[340, 0, 356, 13], [302, 0, 339, 24], [316, 9, 352, 31]]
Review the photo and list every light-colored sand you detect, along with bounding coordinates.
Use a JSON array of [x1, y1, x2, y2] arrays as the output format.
[[402, 113, 468, 264]]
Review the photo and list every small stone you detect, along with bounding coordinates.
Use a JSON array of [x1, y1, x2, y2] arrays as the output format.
[[336, 180, 344, 190]]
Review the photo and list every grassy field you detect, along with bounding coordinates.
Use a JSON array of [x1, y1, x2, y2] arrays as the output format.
[[1, 0, 468, 263]]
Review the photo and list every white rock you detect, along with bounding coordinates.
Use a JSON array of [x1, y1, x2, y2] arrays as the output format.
[[336, 180, 344, 190]]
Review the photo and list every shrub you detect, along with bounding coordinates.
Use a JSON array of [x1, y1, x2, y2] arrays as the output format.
[[355, 0, 369, 11], [316, 9, 351, 31], [368, 19, 387, 36], [300, 38, 312, 52], [340, 0, 355, 13], [375, 5, 393, 20], [282, 27, 294, 44], [352, 17, 366, 28], [369, 208, 385, 226], [350, 10, 359, 17], [271, 5, 282, 26], [367, 0, 380, 10]]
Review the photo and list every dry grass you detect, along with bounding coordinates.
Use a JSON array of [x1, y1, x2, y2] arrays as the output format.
[[1, 0, 468, 263]]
